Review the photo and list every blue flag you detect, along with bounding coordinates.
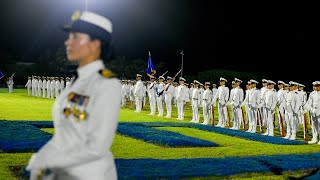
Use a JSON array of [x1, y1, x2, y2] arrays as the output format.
[[0, 71, 3, 79], [147, 51, 156, 77]]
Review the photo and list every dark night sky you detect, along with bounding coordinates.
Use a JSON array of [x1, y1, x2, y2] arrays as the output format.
[[0, 0, 318, 85]]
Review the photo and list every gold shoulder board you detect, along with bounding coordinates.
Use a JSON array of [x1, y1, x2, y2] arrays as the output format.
[[98, 69, 115, 79]]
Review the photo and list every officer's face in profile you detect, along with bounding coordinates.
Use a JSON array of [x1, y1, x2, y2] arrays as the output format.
[[65, 32, 101, 63]]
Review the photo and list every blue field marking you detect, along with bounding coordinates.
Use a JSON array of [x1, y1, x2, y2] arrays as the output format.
[[0, 120, 307, 153], [136, 122, 307, 145], [117, 123, 218, 147], [116, 153, 320, 179], [0, 120, 53, 153]]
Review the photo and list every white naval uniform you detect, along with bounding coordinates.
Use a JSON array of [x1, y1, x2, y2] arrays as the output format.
[[7, 79, 14, 93], [202, 89, 213, 125], [50, 80, 55, 99], [156, 82, 165, 116], [213, 85, 229, 127], [47, 80, 51, 99], [25, 79, 32, 96], [285, 90, 302, 140], [134, 79, 144, 112], [42, 80, 47, 98], [38, 80, 42, 97], [176, 84, 187, 120], [148, 82, 157, 115], [27, 60, 120, 180], [31, 78, 35, 96], [277, 88, 286, 133], [191, 87, 201, 123], [34, 79, 39, 97], [164, 83, 175, 118], [247, 87, 260, 133], [230, 87, 244, 130], [260, 86, 268, 126], [55, 80, 61, 98], [303, 91, 320, 143], [264, 89, 277, 136]]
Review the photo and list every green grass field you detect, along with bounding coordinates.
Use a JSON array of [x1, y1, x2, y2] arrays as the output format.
[[1, 88, 320, 179]]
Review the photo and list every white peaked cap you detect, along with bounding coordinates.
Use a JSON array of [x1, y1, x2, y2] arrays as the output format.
[[220, 77, 227, 82]]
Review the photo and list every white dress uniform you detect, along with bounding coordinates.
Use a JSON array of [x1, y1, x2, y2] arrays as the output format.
[[55, 79, 61, 98], [247, 86, 260, 133], [47, 79, 51, 99], [38, 79, 42, 97], [302, 83, 320, 144], [156, 82, 165, 116], [277, 87, 287, 133], [148, 81, 157, 115], [230, 86, 244, 130], [285, 88, 302, 140], [25, 78, 32, 96], [260, 86, 268, 126], [134, 79, 144, 112], [164, 82, 175, 118], [7, 78, 14, 93], [42, 79, 47, 98], [176, 83, 187, 120], [66, 80, 71, 89], [50, 79, 55, 99], [202, 88, 213, 125], [298, 89, 307, 126], [213, 85, 230, 127], [264, 88, 277, 136], [229, 87, 236, 123], [121, 83, 128, 107], [31, 77, 35, 96], [191, 87, 201, 123], [60, 79, 65, 91], [27, 60, 120, 180], [34, 79, 39, 97]]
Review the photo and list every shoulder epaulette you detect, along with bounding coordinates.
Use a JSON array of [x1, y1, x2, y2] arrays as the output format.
[[98, 69, 115, 79]]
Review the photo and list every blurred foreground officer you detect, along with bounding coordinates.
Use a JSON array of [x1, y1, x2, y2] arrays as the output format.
[[26, 10, 120, 180]]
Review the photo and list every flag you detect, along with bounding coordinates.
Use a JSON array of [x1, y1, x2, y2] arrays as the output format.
[[0, 71, 3, 79], [147, 51, 156, 77]]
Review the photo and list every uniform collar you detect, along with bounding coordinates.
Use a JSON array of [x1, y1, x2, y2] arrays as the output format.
[[77, 60, 105, 79]]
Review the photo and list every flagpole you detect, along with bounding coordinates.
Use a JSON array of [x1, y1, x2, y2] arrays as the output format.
[[180, 50, 184, 77]]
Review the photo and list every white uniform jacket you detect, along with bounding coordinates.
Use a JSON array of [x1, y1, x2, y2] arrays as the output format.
[[27, 60, 120, 180]]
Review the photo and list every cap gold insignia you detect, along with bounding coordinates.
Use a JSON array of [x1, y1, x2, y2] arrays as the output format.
[[71, 10, 81, 21]]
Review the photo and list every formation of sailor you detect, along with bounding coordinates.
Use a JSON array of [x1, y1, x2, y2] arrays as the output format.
[[25, 76, 71, 98], [120, 73, 319, 143]]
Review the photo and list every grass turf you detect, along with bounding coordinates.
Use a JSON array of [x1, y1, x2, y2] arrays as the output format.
[[1, 88, 319, 179]]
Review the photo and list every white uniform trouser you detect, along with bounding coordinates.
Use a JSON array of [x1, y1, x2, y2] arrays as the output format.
[[285, 111, 298, 138], [143, 96, 146, 107], [217, 103, 228, 127], [177, 100, 184, 119], [38, 87, 41, 97], [47, 88, 51, 98], [32, 86, 35, 96], [232, 107, 241, 130], [121, 96, 127, 107], [55, 89, 60, 98], [135, 96, 142, 112], [310, 115, 319, 141], [50, 89, 55, 98], [192, 99, 200, 122], [165, 95, 172, 117], [9, 85, 13, 93], [157, 96, 164, 116], [248, 107, 258, 132], [262, 106, 267, 126], [202, 102, 211, 124], [149, 97, 156, 114], [265, 109, 274, 136], [42, 88, 46, 98], [27, 87, 31, 95], [278, 105, 285, 133]]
